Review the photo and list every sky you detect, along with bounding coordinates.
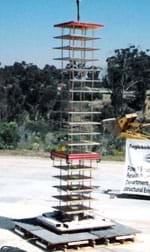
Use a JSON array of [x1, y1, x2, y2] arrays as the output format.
[[0, 0, 150, 68]]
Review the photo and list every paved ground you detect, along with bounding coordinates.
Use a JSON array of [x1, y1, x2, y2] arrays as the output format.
[[0, 156, 150, 251]]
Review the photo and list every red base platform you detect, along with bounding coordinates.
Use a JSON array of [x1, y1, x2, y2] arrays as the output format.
[[51, 150, 101, 161]]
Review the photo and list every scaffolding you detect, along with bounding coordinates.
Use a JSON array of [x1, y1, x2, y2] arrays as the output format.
[[51, 21, 104, 221], [13, 19, 137, 250]]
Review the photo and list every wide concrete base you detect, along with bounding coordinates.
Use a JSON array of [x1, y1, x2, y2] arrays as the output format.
[[37, 211, 114, 233], [14, 215, 138, 251]]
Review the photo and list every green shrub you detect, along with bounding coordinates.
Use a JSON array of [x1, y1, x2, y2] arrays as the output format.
[[0, 122, 20, 149], [25, 120, 50, 140], [100, 134, 125, 156], [22, 134, 42, 151]]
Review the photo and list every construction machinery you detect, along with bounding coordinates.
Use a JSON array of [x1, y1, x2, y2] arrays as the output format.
[[103, 113, 150, 140]]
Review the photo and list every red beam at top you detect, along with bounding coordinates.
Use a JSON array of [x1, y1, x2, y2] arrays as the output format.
[[54, 21, 104, 29]]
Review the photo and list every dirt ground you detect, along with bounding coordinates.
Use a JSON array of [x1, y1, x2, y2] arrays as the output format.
[[0, 156, 150, 252]]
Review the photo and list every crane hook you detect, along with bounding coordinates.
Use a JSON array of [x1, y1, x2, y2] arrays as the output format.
[[76, 0, 80, 22]]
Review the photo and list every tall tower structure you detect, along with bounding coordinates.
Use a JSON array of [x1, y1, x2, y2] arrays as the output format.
[[14, 0, 136, 246], [14, 4, 137, 247], [48, 20, 113, 231]]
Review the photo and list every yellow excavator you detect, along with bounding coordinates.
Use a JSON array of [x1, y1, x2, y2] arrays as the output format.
[[102, 113, 150, 140]]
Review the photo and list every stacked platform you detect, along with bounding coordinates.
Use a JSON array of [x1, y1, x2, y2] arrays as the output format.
[[51, 155, 100, 217], [50, 20, 103, 223]]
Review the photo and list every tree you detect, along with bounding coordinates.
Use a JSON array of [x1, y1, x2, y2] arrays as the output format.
[[0, 62, 61, 122], [104, 46, 150, 116], [0, 122, 20, 149]]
